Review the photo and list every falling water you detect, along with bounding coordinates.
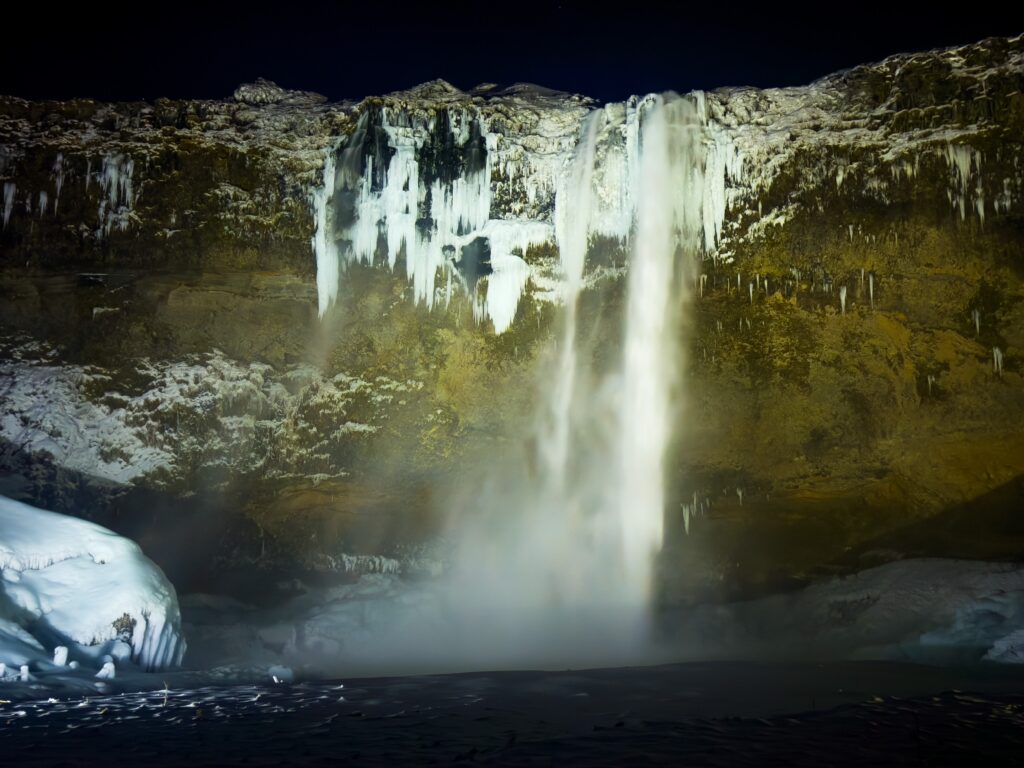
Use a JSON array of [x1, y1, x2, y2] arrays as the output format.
[[545, 110, 604, 488], [447, 94, 709, 651], [616, 96, 704, 599], [304, 93, 718, 672]]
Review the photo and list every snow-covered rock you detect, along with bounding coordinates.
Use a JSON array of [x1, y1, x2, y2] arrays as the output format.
[[678, 558, 1024, 665], [0, 495, 185, 671], [233, 78, 327, 106]]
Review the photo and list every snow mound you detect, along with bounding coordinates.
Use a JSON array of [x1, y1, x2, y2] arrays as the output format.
[[0, 496, 185, 672]]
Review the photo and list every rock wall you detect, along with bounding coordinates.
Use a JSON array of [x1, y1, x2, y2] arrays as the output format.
[[1, 36, 1021, 599]]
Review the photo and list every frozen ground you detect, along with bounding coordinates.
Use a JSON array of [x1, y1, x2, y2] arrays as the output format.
[[176, 557, 1024, 680], [0, 496, 184, 680]]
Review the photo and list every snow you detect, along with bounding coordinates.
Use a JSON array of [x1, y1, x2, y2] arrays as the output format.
[[0, 495, 185, 672], [0, 358, 176, 484], [233, 78, 326, 106], [677, 558, 1024, 665], [0, 342, 411, 488]]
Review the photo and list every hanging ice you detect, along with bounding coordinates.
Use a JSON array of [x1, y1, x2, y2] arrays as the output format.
[[2, 182, 14, 228], [311, 108, 551, 333], [97, 153, 135, 237], [51, 153, 64, 213], [312, 144, 339, 318]]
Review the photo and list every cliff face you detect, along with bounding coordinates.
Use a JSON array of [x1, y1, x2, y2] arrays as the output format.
[[1, 38, 1021, 598]]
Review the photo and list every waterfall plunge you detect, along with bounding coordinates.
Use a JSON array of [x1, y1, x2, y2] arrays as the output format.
[[301, 95, 716, 675], [438, 95, 709, 667], [617, 97, 703, 598]]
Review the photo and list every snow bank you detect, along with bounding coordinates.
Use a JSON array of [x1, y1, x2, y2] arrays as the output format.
[[680, 558, 1024, 665], [0, 495, 185, 672]]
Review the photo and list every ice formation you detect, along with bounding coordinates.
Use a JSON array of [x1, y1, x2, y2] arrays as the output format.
[[50, 153, 64, 213], [97, 153, 135, 237], [2, 181, 14, 228], [311, 88, 743, 335], [0, 495, 185, 672], [945, 143, 985, 223], [312, 107, 553, 333]]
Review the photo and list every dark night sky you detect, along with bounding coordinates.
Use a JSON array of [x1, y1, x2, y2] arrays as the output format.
[[3, 3, 1022, 103]]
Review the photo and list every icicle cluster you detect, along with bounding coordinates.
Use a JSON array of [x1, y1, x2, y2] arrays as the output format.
[[312, 91, 744, 334], [97, 153, 136, 237], [313, 108, 550, 333]]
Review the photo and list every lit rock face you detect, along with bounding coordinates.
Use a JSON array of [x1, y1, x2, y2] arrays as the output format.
[[0, 36, 1021, 597]]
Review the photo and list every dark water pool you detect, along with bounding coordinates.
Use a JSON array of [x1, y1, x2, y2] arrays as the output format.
[[3, 661, 1024, 766]]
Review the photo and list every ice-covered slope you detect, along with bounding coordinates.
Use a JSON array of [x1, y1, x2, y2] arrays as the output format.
[[0, 495, 185, 671]]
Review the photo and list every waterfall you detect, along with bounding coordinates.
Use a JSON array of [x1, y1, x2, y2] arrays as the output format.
[[305, 92, 724, 671], [616, 96, 704, 598], [440, 94, 711, 665], [545, 110, 604, 489]]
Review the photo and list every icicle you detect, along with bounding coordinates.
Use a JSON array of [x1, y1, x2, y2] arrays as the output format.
[[51, 153, 64, 213], [700, 273, 707, 297], [312, 144, 339, 317], [972, 308, 981, 336], [683, 504, 690, 535], [38, 190, 48, 217], [840, 285, 847, 315], [736, 488, 744, 506], [927, 374, 935, 396], [749, 282, 754, 304], [993, 347, 1003, 376], [97, 154, 135, 237], [869, 273, 875, 308], [2, 181, 15, 228]]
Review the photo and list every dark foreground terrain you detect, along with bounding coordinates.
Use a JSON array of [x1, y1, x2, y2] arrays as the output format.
[[3, 661, 1024, 766]]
